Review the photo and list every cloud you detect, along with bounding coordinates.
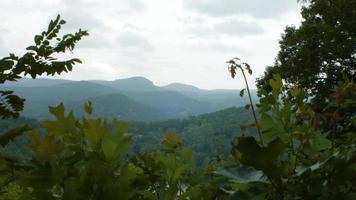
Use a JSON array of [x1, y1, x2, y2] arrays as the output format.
[[186, 17, 263, 38], [128, 0, 145, 11], [0, 37, 7, 57], [214, 19, 263, 36], [117, 31, 154, 51], [60, 11, 107, 31], [0, 27, 17, 56], [77, 33, 113, 49], [0, 0, 302, 89], [60, 1, 109, 31], [184, 0, 298, 19]]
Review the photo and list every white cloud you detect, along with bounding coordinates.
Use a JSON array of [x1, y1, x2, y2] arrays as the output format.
[[183, 0, 298, 19], [117, 31, 154, 51], [128, 0, 146, 11], [186, 17, 264, 38], [0, 0, 302, 89]]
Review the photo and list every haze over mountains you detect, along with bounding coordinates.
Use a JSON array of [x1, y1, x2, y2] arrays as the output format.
[[1, 77, 257, 121]]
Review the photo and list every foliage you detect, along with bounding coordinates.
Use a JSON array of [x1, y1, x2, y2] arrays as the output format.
[[0, 15, 88, 119], [0, 125, 32, 147], [0, 1, 355, 199], [130, 107, 254, 165], [0, 15, 87, 175], [0, 103, 230, 200], [257, 0, 356, 110], [226, 73, 356, 199], [0, 107, 252, 169]]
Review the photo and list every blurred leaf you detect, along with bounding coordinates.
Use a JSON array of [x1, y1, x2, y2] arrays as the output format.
[[305, 132, 332, 153], [269, 74, 282, 97], [0, 125, 32, 146], [84, 101, 93, 114], [233, 137, 288, 177], [240, 89, 245, 97], [161, 133, 183, 151]]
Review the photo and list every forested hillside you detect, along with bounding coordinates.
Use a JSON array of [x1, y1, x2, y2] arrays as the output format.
[[130, 107, 253, 164], [0, 107, 253, 165], [1, 77, 256, 120]]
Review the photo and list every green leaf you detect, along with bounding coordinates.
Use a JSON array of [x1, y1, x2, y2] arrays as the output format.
[[0, 91, 25, 119], [34, 35, 42, 45], [112, 119, 130, 134], [307, 132, 332, 152], [290, 86, 302, 97], [269, 74, 282, 97], [352, 118, 356, 126], [101, 126, 131, 162], [102, 138, 118, 161], [0, 125, 32, 146], [161, 133, 183, 151], [84, 101, 93, 114], [233, 137, 289, 177], [259, 113, 288, 143], [172, 164, 190, 182], [48, 103, 65, 120], [240, 89, 246, 97]]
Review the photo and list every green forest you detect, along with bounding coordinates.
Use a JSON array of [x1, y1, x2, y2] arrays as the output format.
[[0, 0, 355, 199]]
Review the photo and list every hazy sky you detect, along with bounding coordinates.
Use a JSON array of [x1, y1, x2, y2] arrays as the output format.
[[0, 0, 303, 89]]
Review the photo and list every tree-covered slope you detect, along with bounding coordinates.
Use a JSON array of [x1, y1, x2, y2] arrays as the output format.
[[1, 81, 119, 119], [163, 83, 258, 110], [2, 77, 255, 121], [0, 106, 253, 164], [1, 81, 167, 120], [130, 106, 254, 164], [65, 93, 168, 121], [122, 90, 215, 118]]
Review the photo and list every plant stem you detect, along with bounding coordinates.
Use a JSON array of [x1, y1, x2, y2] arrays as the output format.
[[240, 68, 264, 146]]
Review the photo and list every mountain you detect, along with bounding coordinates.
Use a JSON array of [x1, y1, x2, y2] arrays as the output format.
[[1, 78, 73, 87], [121, 90, 215, 118], [1, 79, 214, 120], [3, 81, 166, 120], [1, 81, 121, 119], [163, 84, 258, 110], [65, 93, 168, 121], [91, 77, 163, 92], [163, 83, 201, 92], [1, 77, 258, 121]]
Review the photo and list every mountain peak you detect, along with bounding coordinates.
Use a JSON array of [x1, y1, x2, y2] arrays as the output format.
[[101, 76, 160, 91], [164, 83, 201, 92], [114, 76, 153, 84]]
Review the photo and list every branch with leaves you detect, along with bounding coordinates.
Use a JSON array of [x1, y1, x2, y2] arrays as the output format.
[[0, 14, 88, 119]]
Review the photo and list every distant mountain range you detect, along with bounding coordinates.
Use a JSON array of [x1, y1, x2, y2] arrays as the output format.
[[1, 77, 257, 121]]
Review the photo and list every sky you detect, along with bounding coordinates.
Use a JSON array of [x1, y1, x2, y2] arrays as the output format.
[[0, 0, 303, 89]]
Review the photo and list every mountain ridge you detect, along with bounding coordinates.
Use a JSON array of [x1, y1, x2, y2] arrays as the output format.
[[1, 77, 258, 121]]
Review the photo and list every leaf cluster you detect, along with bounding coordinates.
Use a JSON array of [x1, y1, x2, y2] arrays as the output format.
[[0, 15, 88, 119]]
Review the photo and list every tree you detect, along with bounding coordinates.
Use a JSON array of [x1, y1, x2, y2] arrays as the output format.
[[257, 0, 356, 110], [0, 15, 88, 119]]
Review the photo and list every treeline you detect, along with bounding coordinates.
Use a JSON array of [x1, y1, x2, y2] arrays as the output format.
[[0, 107, 253, 167]]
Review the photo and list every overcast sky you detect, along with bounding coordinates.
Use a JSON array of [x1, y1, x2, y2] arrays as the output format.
[[0, 0, 303, 89]]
